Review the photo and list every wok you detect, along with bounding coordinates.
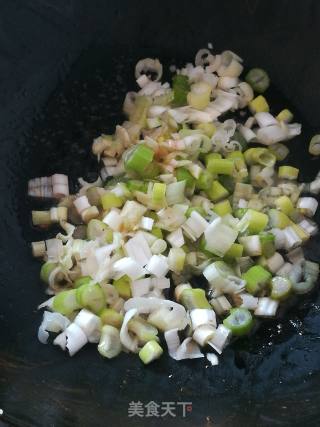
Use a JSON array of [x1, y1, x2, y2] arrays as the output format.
[[0, 1, 320, 426]]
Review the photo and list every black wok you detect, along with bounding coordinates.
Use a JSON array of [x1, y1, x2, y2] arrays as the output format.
[[0, 1, 320, 426]]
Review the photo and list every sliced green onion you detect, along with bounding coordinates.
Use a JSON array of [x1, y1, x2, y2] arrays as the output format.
[[224, 243, 244, 259], [176, 167, 195, 188], [268, 209, 291, 229], [245, 68, 270, 93], [203, 261, 234, 290], [239, 235, 262, 256], [76, 283, 106, 314], [196, 122, 216, 137], [195, 170, 214, 191], [87, 219, 113, 242], [139, 340, 163, 364], [212, 199, 232, 216], [113, 275, 132, 300], [237, 209, 269, 234], [248, 95, 269, 114], [166, 181, 186, 205], [206, 180, 229, 202], [232, 131, 248, 150], [186, 206, 206, 218], [129, 95, 152, 126], [151, 226, 163, 239], [40, 262, 57, 283], [124, 144, 154, 175], [168, 247, 186, 272], [309, 135, 320, 156], [101, 192, 124, 210], [254, 297, 278, 317], [242, 265, 272, 295], [244, 148, 276, 167], [275, 195, 294, 215], [268, 143, 289, 161], [129, 317, 159, 343], [98, 325, 121, 359], [278, 166, 299, 180], [204, 218, 238, 257], [180, 288, 211, 310], [99, 308, 124, 329], [187, 81, 212, 110], [276, 109, 293, 123], [152, 182, 167, 205], [223, 308, 253, 336], [32, 210, 51, 226], [207, 158, 235, 176], [270, 276, 292, 300], [127, 180, 148, 193], [32, 241, 46, 258], [259, 232, 275, 258], [53, 289, 81, 316], [172, 75, 190, 107], [74, 276, 92, 289]]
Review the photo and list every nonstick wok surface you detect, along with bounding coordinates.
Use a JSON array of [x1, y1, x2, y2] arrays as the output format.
[[0, 1, 320, 426]]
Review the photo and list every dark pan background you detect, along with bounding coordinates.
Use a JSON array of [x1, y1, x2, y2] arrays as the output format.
[[0, 1, 320, 426]]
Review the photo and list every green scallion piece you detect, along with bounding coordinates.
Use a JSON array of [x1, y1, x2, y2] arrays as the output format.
[[99, 308, 124, 329], [309, 135, 320, 156], [40, 262, 57, 284], [124, 144, 154, 175], [245, 68, 270, 93], [195, 170, 213, 191], [180, 288, 211, 310], [172, 75, 190, 107], [176, 167, 195, 188], [74, 276, 92, 289], [53, 289, 81, 316], [270, 276, 292, 300], [223, 308, 253, 336], [242, 265, 272, 295], [76, 283, 106, 314], [113, 275, 132, 300], [139, 340, 163, 364], [259, 232, 276, 258]]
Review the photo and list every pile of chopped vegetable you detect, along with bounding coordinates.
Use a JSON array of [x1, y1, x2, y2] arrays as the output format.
[[30, 47, 320, 366]]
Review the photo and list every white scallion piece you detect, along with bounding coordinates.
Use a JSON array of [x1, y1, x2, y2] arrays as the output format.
[[73, 195, 91, 214], [113, 257, 146, 281], [208, 324, 232, 354], [140, 216, 154, 231], [103, 209, 123, 231], [283, 226, 302, 251], [239, 235, 262, 256], [53, 323, 88, 356], [287, 247, 305, 265], [297, 197, 318, 217], [193, 325, 216, 346], [266, 252, 285, 273], [38, 311, 70, 344], [209, 296, 231, 315], [124, 233, 152, 267], [254, 298, 279, 317], [238, 293, 259, 310], [204, 217, 238, 257], [150, 239, 168, 254], [74, 309, 102, 343], [146, 255, 169, 278], [166, 228, 185, 248], [190, 309, 217, 330], [131, 278, 152, 298], [182, 211, 209, 240], [206, 353, 219, 366]]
